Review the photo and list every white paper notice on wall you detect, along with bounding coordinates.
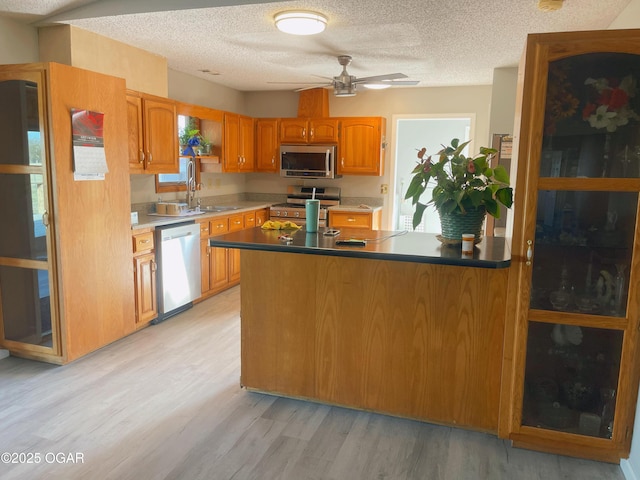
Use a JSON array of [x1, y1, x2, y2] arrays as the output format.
[[71, 108, 108, 181]]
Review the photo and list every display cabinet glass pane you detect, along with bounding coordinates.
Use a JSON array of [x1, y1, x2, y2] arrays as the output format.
[[0, 265, 52, 347], [530, 191, 636, 317], [0, 80, 41, 166], [541, 53, 640, 179], [0, 173, 48, 261], [522, 321, 622, 438]]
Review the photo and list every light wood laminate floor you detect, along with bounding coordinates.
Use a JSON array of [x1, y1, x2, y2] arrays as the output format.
[[0, 287, 625, 480]]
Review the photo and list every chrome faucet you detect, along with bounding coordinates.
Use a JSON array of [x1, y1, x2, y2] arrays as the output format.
[[186, 159, 197, 209]]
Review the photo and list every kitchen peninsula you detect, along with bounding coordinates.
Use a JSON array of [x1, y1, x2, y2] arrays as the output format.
[[210, 228, 511, 433]]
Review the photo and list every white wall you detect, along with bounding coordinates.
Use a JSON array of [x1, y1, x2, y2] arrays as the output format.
[[0, 17, 38, 64]]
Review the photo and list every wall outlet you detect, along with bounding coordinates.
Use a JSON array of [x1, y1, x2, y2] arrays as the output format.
[[380, 184, 389, 194]]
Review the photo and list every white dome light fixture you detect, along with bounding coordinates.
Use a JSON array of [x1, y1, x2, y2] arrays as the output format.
[[537, 0, 563, 12], [274, 11, 327, 35]]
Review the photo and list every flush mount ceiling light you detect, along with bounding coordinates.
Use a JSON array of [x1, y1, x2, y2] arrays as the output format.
[[274, 11, 327, 35], [537, 0, 563, 12]]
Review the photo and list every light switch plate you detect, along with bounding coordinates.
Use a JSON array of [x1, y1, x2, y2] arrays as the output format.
[[131, 212, 139, 225]]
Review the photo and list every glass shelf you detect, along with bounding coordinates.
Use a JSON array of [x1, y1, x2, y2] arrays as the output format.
[[542, 53, 640, 180], [522, 322, 622, 439]]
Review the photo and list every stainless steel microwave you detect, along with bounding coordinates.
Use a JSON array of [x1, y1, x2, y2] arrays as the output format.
[[280, 144, 340, 179]]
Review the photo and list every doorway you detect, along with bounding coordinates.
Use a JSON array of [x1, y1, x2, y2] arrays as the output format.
[[391, 115, 474, 231]]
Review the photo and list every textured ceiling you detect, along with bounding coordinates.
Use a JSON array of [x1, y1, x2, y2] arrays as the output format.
[[0, 0, 634, 92]]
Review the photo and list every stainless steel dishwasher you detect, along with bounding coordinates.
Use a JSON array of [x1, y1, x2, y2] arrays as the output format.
[[153, 221, 201, 323]]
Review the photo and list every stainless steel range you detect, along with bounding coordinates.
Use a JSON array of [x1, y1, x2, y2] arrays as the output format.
[[270, 186, 340, 227]]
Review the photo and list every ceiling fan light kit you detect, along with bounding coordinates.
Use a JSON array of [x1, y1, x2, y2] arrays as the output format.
[[268, 55, 419, 96], [274, 11, 327, 35], [363, 83, 392, 90]]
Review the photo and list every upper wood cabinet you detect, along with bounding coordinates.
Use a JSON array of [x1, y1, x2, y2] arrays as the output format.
[[255, 118, 279, 173], [224, 113, 254, 172], [337, 117, 386, 176], [127, 90, 178, 174], [503, 29, 640, 463], [280, 118, 338, 144]]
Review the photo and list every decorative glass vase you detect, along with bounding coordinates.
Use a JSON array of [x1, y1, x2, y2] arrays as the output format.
[[437, 206, 486, 242]]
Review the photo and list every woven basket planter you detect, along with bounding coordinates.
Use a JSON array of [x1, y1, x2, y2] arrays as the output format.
[[438, 206, 486, 242]]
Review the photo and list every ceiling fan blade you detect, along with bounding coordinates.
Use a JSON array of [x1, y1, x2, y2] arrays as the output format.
[[295, 85, 332, 92], [354, 73, 408, 83], [267, 81, 332, 85], [365, 80, 420, 86]]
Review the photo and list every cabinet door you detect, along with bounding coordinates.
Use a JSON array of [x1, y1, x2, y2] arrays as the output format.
[[507, 31, 640, 462], [0, 70, 61, 358], [309, 118, 339, 143], [255, 119, 279, 173], [280, 118, 308, 143], [142, 97, 178, 174], [210, 247, 229, 292], [338, 117, 385, 175], [239, 115, 255, 172], [224, 113, 240, 172], [126, 94, 145, 172], [228, 248, 241, 284], [134, 252, 157, 325], [200, 239, 211, 295]]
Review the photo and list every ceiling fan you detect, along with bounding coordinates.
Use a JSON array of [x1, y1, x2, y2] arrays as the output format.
[[274, 55, 419, 96]]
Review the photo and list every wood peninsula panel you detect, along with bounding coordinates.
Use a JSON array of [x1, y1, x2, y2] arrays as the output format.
[[241, 250, 508, 432]]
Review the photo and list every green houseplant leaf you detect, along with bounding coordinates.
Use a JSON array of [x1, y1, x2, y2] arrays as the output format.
[[404, 138, 514, 230]]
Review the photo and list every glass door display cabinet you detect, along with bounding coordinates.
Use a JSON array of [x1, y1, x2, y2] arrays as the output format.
[[505, 29, 640, 462], [0, 68, 60, 360]]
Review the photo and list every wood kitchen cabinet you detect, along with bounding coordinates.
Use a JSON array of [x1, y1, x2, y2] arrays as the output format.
[[255, 118, 279, 173], [0, 63, 135, 364], [132, 230, 157, 327], [280, 118, 338, 144], [127, 90, 178, 174], [198, 209, 265, 300], [329, 209, 381, 230], [224, 113, 254, 172], [337, 117, 386, 176], [502, 29, 640, 462]]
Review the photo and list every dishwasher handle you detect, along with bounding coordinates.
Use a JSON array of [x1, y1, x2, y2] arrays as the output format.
[[163, 231, 194, 241]]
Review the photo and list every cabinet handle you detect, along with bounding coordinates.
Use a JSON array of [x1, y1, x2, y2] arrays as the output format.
[[150, 259, 157, 272], [347, 217, 356, 222], [302, 128, 306, 139], [42, 210, 50, 228], [147, 151, 152, 163], [525, 240, 533, 266], [206, 246, 210, 256], [271, 156, 275, 165], [139, 239, 150, 244], [310, 128, 314, 138], [139, 150, 145, 164], [341, 158, 344, 167]]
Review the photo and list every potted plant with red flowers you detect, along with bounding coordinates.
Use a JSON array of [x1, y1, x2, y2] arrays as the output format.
[[404, 138, 513, 241]]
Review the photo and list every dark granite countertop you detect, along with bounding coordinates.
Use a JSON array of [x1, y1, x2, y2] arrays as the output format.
[[209, 227, 511, 269]]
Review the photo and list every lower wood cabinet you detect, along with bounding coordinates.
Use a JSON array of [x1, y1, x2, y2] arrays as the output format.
[[132, 229, 157, 327], [329, 209, 382, 230], [198, 208, 267, 301]]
